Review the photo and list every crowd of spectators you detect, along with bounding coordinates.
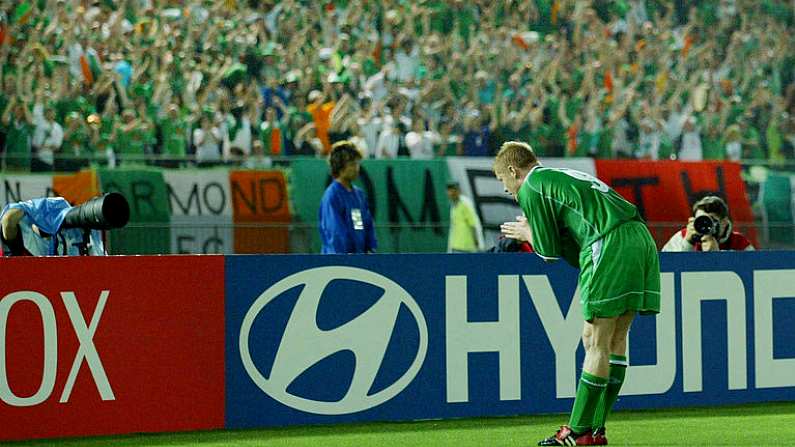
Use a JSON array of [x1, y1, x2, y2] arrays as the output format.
[[1, 0, 794, 172]]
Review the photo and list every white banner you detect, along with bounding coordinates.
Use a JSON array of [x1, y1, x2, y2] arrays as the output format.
[[0, 175, 55, 208], [163, 170, 234, 254], [445, 157, 596, 247]]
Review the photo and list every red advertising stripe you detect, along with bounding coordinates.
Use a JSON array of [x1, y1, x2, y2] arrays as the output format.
[[0, 256, 225, 441], [594, 160, 757, 247]]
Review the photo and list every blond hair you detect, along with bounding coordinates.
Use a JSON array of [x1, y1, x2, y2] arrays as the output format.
[[493, 141, 538, 174]]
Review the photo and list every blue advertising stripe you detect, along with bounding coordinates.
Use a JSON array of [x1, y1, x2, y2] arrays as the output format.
[[224, 251, 795, 429]]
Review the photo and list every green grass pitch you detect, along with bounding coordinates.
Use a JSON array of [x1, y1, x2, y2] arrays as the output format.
[[10, 402, 795, 446]]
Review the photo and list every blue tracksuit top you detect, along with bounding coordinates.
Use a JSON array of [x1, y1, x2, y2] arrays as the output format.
[[319, 180, 377, 254]]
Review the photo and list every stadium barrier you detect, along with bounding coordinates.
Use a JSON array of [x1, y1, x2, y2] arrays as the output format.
[[5, 158, 791, 252], [0, 256, 225, 440], [1, 251, 794, 440]]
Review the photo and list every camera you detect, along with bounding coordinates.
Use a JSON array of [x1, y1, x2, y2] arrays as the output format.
[[61, 192, 130, 230], [693, 215, 720, 237]]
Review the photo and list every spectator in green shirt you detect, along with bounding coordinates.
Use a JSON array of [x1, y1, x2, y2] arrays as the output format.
[[2, 97, 34, 171], [116, 109, 151, 164], [59, 112, 90, 172], [158, 103, 189, 167], [739, 114, 765, 160]]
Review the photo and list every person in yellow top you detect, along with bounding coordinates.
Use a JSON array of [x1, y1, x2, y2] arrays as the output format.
[[446, 181, 484, 252]]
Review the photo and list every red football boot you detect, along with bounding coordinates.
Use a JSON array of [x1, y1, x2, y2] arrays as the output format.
[[591, 427, 608, 445], [537, 425, 602, 446]]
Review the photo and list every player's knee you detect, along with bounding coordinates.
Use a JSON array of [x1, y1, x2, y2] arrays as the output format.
[[581, 332, 592, 351], [584, 332, 610, 357], [582, 322, 594, 344], [589, 329, 611, 350], [586, 340, 610, 356]]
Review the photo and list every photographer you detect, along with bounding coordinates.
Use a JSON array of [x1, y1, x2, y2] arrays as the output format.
[[0, 193, 129, 256], [662, 196, 754, 252]]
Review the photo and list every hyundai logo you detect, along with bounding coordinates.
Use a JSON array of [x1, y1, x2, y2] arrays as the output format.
[[239, 266, 428, 415]]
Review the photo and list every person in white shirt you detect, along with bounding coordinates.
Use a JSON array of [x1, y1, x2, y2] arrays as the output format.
[[363, 67, 389, 103], [222, 108, 252, 162], [610, 117, 632, 158], [626, 0, 648, 29], [678, 116, 703, 161], [31, 106, 63, 171], [636, 118, 661, 160], [664, 98, 689, 143], [193, 115, 222, 166], [724, 124, 743, 161], [393, 38, 419, 83], [375, 104, 409, 159], [405, 118, 439, 160], [242, 139, 272, 169], [357, 98, 382, 157], [68, 42, 85, 80], [375, 120, 400, 159]]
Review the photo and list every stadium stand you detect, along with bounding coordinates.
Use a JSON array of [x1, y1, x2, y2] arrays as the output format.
[[0, 0, 792, 170]]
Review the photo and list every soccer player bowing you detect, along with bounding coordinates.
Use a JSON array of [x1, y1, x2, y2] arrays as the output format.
[[319, 140, 377, 254], [493, 141, 660, 446]]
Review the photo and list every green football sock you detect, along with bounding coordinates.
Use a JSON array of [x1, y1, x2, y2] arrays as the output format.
[[569, 371, 608, 433], [593, 354, 628, 429]]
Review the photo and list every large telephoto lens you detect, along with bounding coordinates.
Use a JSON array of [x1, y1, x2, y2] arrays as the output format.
[[693, 215, 716, 236], [61, 192, 130, 230]]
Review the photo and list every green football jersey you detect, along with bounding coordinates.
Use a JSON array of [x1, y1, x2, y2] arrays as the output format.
[[517, 166, 641, 259]]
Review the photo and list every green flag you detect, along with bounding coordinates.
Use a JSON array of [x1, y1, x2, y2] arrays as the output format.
[[98, 169, 171, 254]]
